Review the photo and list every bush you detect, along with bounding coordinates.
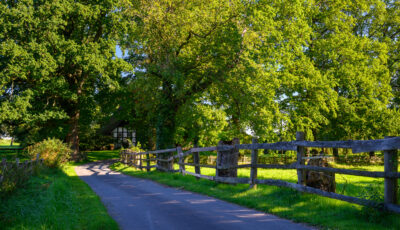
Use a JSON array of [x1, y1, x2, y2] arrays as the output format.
[[27, 138, 71, 168]]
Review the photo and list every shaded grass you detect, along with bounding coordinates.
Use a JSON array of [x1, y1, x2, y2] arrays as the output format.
[[111, 162, 400, 230], [85, 150, 120, 162], [0, 163, 119, 230]]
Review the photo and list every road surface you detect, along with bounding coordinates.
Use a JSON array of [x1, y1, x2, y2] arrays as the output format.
[[75, 161, 314, 230]]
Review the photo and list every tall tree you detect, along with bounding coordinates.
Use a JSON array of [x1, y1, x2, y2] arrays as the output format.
[[123, 0, 248, 151], [0, 0, 131, 157]]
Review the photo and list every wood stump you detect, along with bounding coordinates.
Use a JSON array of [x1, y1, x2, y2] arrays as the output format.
[[216, 138, 239, 178], [306, 150, 336, 192]]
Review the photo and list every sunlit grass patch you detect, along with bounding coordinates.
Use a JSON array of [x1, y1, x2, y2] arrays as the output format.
[[0, 163, 119, 230], [111, 161, 400, 230]]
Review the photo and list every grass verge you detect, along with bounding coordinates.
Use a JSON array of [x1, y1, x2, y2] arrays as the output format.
[[110, 162, 400, 230], [0, 163, 119, 230]]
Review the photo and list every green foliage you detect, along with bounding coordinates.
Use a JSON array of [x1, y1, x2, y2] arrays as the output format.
[[2, 0, 400, 153], [128, 142, 145, 153], [0, 161, 42, 198], [0, 0, 131, 153], [27, 138, 71, 168]]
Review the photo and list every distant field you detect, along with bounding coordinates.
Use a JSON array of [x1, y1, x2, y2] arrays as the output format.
[[0, 139, 24, 162], [0, 139, 19, 147]]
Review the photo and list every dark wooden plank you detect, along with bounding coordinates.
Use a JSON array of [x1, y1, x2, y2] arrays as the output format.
[[296, 132, 306, 186], [191, 146, 217, 152], [385, 203, 400, 214], [295, 140, 353, 149], [236, 142, 297, 151], [177, 147, 185, 174], [146, 153, 151, 172], [218, 164, 252, 169], [256, 164, 296, 169], [250, 137, 258, 188], [216, 145, 235, 151], [192, 145, 201, 176], [384, 137, 398, 204], [175, 149, 192, 159], [294, 137, 400, 153], [179, 162, 216, 169], [352, 137, 400, 153], [182, 170, 215, 180], [149, 148, 177, 154], [154, 157, 174, 162], [214, 176, 249, 184]]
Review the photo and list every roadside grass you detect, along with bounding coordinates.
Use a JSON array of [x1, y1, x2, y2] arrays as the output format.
[[0, 163, 119, 230], [177, 163, 397, 199], [111, 162, 400, 230], [0, 150, 120, 230]]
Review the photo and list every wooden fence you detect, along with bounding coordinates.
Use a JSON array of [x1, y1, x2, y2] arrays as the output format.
[[120, 132, 400, 214], [0, 154, 43, 185]]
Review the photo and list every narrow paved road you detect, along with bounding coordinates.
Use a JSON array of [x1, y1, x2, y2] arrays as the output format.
[[75, 161, 314, 230]]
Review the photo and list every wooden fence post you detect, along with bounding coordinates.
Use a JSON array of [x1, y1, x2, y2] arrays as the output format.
[[139, 153, 142, 170], [384, 136, 398, 205], [216, 138, 239, 178], [177, 147, 185, 175], [296, 132, 306, 185], [192, 144, 200, 177], [146, 153, 150, 172], [250, 137, 258, 189]]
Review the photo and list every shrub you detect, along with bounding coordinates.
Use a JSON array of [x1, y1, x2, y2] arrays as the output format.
[[27, 138, 71, 168]]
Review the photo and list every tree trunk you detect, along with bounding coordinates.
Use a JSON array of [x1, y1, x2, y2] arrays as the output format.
[[155, 84, 177, 171], [66, 109, 80, 161]]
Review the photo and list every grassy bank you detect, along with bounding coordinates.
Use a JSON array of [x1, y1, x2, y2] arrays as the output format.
[[111, 162, 400, 230], [0, 154, 119, 229]]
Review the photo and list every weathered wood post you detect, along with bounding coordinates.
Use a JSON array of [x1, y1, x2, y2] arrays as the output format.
[[146, 153, 150, 172], [177, 147, 185, 175], [192, 144, 200, 177], [250, 137, 258, 189], [216, 138, 239, 178], [1, 158, 6, 171], [296, 132, 306, 185], [139, 153, 142, 170], [384, 136, 398, 205]]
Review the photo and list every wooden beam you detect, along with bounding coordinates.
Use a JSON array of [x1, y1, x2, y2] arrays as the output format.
[[250, 138, 258, 189], [384, 137, 398, 205], [236, 142, 297, 151], [179, 162, 216, 169], [296, 132, 306, 186]]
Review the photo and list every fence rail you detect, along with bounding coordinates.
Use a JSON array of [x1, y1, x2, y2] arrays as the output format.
[[0, 154, 43, 185], [120, 132, 400, 214]]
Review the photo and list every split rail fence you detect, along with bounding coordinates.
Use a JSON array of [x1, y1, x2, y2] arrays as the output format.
[[120, 132, 400, 214], [0, 154, 43, 185]]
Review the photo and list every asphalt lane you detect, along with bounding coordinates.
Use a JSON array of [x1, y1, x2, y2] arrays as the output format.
[[75, 161, 314, 230]]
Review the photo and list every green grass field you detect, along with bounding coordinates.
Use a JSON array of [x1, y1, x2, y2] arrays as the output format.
[[0, 139, 19, 147], [0, 151, 120, 230], [111, 161, 400, 230]]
